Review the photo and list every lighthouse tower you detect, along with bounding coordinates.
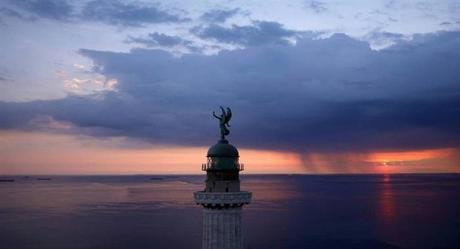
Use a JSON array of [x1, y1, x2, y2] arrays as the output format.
[[194, 107, 252, 249]]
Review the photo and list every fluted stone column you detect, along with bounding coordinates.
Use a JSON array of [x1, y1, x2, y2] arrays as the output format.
[[194, 192, 251, 249], [202, 208, 243, 249]]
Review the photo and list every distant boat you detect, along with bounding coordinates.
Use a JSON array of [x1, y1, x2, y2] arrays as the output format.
[[150, 177, 164, 180], [37, 178, 52, 181], [0, 179, 14, 182]]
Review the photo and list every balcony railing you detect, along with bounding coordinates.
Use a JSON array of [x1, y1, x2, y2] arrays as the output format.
[[194, 191, 252, 206], [201, 162, 244, 171]]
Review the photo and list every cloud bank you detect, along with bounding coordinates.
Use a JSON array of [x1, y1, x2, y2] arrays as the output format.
[[1, 31, 460, 155], [200, 8, 240, 23], [1, 0, 188, 26], [192, 21, 298, 46], [10, 0, 73, 21], [81, 0, 187, 27]]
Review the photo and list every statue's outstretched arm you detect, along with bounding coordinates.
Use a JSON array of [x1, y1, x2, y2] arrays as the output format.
[[213, 111, 221, 120]]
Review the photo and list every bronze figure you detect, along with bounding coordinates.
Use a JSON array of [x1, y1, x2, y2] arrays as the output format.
[[213, 106, 232, 140]]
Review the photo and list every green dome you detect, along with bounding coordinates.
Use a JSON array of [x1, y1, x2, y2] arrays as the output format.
[[207, 139, 239, 157]]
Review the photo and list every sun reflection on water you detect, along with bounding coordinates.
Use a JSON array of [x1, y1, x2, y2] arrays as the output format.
[[378, 174, 396, 224]]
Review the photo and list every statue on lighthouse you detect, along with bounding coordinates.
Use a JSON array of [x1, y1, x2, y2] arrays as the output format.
[[213, 106, 232, 140]]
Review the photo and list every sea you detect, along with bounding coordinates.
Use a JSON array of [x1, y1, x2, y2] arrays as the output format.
[[1, 174, 459, 249]]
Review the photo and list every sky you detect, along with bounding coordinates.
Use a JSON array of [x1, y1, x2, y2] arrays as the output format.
[[1, 0, 460, 174]]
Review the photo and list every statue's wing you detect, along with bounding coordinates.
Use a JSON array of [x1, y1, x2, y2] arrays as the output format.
[[226, 107, 232, 122], [219, 106, 227, 121]]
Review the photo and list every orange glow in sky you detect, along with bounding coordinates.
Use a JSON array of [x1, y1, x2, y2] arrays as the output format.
[[0, 130, 303, 174], [0, 130, 459, 174], [369, 148, 459, 173]]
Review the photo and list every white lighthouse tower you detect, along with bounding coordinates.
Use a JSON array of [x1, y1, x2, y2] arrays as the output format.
[[194, 107, 252, 249]]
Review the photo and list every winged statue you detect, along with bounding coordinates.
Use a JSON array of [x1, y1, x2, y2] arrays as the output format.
[[213, 106, 232, 140]]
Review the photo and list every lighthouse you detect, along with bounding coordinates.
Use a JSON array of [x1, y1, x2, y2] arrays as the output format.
[[194, 107, 252, 249]]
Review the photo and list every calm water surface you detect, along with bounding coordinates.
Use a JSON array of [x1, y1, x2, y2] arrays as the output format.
[[1, 174, 459, 249]]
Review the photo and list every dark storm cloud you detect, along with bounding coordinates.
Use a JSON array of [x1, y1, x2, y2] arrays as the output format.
[[192, 21, 298, 46], [8, 0, 73, 21], [200, 8, 240, 23], [1, 32, 460, 153], [81, 0, 187, 26], [127, 32, 191, 47]]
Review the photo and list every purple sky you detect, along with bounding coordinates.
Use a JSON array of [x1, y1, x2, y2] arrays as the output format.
[[1, 0, 460, 174]]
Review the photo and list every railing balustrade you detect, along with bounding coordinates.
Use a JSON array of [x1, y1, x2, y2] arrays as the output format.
[[201, 162, 244, 171]]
